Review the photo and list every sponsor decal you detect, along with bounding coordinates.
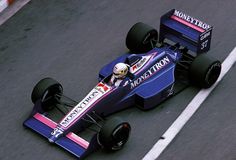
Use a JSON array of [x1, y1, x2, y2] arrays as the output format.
[[96, 83, 109, 93], [132, 57, 147, 70], [200, 31, 211, 41], [173, 10, 211, 30], [132, 65, 137, 71], [130, 54, 153, 73], [131, 56, 170, 89], [60, 89, 100, 128]]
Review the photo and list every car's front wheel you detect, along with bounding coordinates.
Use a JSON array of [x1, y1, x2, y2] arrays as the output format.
[[98, 117, 131, 151], [31, 77, 63, 111]]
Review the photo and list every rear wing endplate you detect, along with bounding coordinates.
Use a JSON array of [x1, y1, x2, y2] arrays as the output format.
[[159, 9, 213, 54]]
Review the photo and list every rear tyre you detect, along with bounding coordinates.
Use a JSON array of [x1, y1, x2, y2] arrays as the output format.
[[31, 78, 63, 111], [98, 117, 131, 151], [126, 22, 158, 53], [189, 54, 221, 88]]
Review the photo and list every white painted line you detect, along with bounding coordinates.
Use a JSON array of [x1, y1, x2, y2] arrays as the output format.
[[0, 0, 31, 26], [143, 47, 236, 160]]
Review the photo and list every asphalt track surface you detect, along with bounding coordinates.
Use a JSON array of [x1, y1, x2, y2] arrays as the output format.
[[0, 0, 235, 160]]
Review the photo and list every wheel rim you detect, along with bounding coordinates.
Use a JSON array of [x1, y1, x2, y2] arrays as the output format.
[[142, 30, 158, 50], [205, 62, 221, 87], [111, 123, 131, 150], [41, 85, 62, 102], [41, 84, 63, 111]]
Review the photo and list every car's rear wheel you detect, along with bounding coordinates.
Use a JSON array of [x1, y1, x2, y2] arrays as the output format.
[[31, 77, 63, 111], [126, 22, 158, 53], [189, 54, 221, 88], [98, 117, 131, 151]]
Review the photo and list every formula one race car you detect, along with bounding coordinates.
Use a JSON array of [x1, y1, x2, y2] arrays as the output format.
[[23, 9, 221, 159]]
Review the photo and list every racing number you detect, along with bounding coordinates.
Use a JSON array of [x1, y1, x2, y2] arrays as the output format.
[[201, 40, 209, 50], [51, 128, 63, 138]]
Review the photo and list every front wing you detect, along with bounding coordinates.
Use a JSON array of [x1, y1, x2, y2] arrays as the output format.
[[23, 112, 96, 159]]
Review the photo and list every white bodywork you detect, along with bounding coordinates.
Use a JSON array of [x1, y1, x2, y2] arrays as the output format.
[[59, 83, 111, 129]]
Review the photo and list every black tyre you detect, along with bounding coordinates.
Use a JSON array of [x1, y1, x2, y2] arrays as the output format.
[[126, 22, 158, 53], [98, 117, 131, 151], [31, 78, 63, 110], [189, 54, 221, 88]]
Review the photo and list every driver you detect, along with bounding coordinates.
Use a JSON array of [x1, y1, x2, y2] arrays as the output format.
[[109, 63, 129, 87]]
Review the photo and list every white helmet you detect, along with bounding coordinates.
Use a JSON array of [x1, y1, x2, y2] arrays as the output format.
[[113, 63, 129, 79]]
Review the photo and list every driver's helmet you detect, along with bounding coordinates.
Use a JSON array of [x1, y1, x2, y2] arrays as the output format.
[[113, 63, 129, 79]]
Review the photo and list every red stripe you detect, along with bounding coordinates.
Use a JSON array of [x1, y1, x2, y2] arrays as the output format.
[[34, 113, 57, 129], [171, 15, 205, 33]]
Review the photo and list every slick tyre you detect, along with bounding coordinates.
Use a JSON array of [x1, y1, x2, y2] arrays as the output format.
[[189, 54, 221, 88], [31, 77, 63, 111], [98, 117, 131, 151], [126, 22, 158, 53]]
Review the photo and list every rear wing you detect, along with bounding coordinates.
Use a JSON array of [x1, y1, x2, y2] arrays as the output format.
[[159, 9, 213, 54]]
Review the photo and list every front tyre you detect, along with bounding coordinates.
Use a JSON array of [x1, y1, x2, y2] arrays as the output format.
[[31, 77, 63, 111], [98, 117, 131, 151], [189, 54, 221, 88]]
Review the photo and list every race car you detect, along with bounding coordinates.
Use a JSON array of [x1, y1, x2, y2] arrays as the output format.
[[23, 9, 221, 159]]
